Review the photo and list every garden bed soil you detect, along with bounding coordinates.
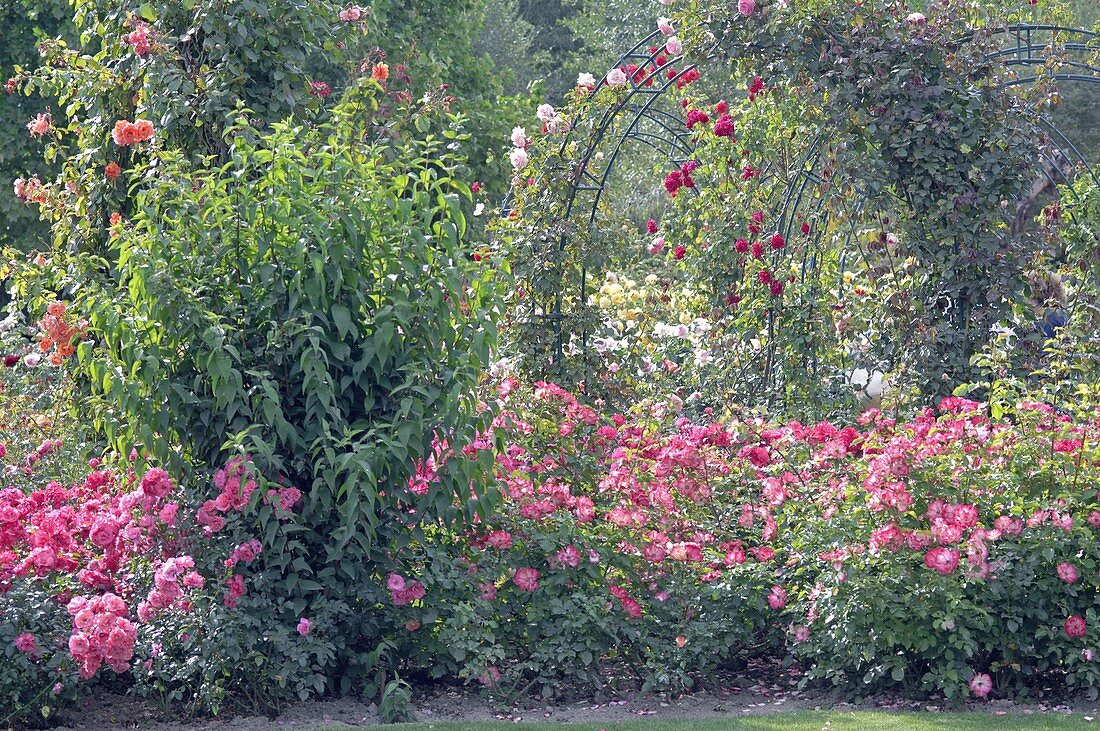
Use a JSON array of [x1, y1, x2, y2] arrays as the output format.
[[48, 672, 1100, 731]]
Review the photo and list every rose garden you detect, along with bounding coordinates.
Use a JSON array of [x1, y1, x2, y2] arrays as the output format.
[[1, 0, 1099, 728]]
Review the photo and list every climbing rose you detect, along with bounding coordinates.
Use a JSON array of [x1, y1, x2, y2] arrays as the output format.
[[513, 567, 539, 591], [297, 617, 312, 636], [105, 162, 121, 180], [738, 0, 756, 15], [713, 114, 735, 138], [657, 17, 674, 35], [606, 68, 628, 86], [510, 126, 527, 148], [969, 673, 993, 697], [665, 37, 683, 56], [906, 12, 926, 24], [768, 585, 788, 610], [1065, 615, 1087, 639], [576, 72, 596, 90], [536, 104, 556, 122], [555, 545, 582, 568]]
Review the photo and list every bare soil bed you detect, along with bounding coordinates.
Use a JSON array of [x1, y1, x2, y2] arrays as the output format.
[[47, 667, 1100, 731]]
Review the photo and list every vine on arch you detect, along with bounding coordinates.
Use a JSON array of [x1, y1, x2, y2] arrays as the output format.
[[496, 0, 1100, 412]]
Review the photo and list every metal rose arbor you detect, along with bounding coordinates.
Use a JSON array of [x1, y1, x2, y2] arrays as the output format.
[[499, 4, 1100, 412]]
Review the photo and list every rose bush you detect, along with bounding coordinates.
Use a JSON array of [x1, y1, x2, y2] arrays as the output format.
[[378, 381, 1098, 701], [1, 308, 216, 726]]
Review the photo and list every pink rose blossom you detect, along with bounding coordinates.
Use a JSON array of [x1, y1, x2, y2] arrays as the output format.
[[14, 632, 37, 655], [297, 617, 312, 636], [1065, 615, 1087, 639], [738, 0, 756, 15], [513, 567, 539, 591], [1057, 562, 1078, 584], [606, 68, 628, 87], [969, 672, 993, 697], [924, 547, 959, 574], [509, 147, 529, 170]]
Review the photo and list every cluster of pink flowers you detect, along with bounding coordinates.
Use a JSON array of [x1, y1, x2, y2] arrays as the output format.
[[13, 175, 46, 204], [66, 593, 138, 678], [197, 456, 258, 533], [138, 555, 204, 621], [387, 573, 426, 605], [338, 4, 363, 22], [26, 113, 51, 138], [111, 119, 155, 146], [122, 20, 154, 56]]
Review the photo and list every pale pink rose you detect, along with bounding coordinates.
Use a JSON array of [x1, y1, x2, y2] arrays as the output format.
[[510, 126, 527, 148], [738, 0, 756, 15], [536, 104, 555, 122], [576, 72, 596, 89], [509, 147, 529, 170], [606, 68, 628, 87], [296, 617, 312, 636], [906, 12, 926, 24], [27, 113, 51, 137], [657, 17, 674, 35], [664, 36, 683, 56], [339, 5, 362, 21]]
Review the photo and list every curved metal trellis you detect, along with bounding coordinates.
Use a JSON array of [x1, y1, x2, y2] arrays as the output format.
[[526, 22, 1100, 387]]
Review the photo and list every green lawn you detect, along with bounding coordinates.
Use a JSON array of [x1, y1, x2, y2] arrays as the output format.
[[310, 710, 1098, 731]]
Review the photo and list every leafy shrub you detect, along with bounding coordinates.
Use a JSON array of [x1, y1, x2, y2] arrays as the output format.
[[7, 88, 507, 706]]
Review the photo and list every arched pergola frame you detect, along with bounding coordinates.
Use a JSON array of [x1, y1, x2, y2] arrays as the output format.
[[510, 21, 1100, 398]]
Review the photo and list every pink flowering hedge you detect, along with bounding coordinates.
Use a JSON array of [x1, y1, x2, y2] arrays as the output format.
[[381, 382, 1099, 700]]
